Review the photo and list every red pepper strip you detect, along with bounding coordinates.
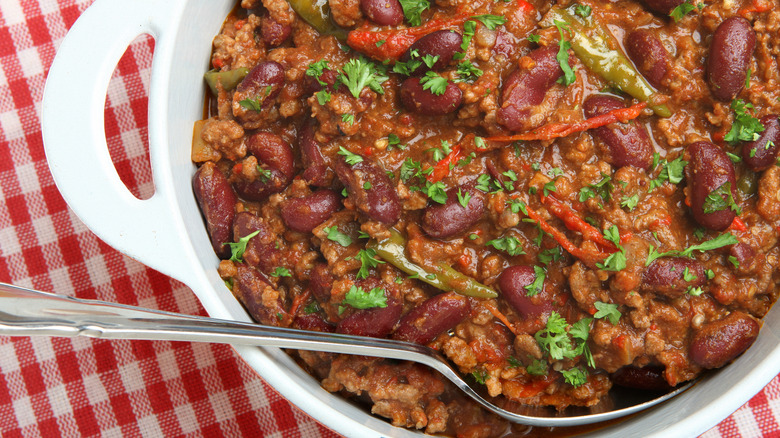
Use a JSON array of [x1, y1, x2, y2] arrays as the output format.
[[541, 195, 619, 250], [427, 140, 466, 183], [347, 15, 469, 61], [739, 0, 772, 17], [486, 102, 647, 142], [524, 203, 611, 262], [517, 0, 534, 13], [729, 216, 748, 232]]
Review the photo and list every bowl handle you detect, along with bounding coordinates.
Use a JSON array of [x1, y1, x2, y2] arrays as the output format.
[[41, 0, 195, 282]]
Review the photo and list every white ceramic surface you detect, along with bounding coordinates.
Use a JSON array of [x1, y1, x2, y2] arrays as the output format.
[[40, 1, 780, 437]]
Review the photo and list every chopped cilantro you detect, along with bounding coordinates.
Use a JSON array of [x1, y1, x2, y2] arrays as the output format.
[[457, 189, 472, 208], [337, 146, 364, 165], [471, 369, 488, 384], [341, 113, 355, 125], [455, 60, 483, 83], [355, 248, 384, 279], [425, 181, 448, 204], [486, 235, 526, 256], [561, 367, 588, 387], [471, 14, 506, 30], [594, 301, 621, 325], [553, 20, 576, 86], [270, 267, 292, 277], [527, 34, 541, 43], [621, 194, 639, 211], [526, 359, 548, 376], [535, 312, 593, 362], [305, 59, 330, 85], [725, 99, 765, 144], [303, 301, 321, 314], [525, 266, 546, 296], [419, 71, 449, 96], [578, 174, 612, 203], [574, 4, 592, 17], [226, 230, 261, 263], [341, 285, 388, 310], [670, 0, 699, 22], [316, 89, 331, 105], [339, 57, 388, 98], [702, 182, 741, 215], [398, 0, 430, 26], [323, 226, 353, 247]]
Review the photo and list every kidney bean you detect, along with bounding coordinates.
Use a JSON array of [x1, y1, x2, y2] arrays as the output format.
[[392, 292, 469, 345], [690, 311, 760, 369], [497, 265, 553, 319], [642, 257, 706, 298], [234, 264, 284, 326], [741, 115, 780, 171], [334, 158, 401, 224], [625, 30, 671, 89], [293, 312, 336, 332], [298, 120, 332, 186], [707, 17, 756, 102], [400, 77, 463, 115], [192, 161, 236, 259], [729, 242, 755, 267], [496, 45, 566, 132], [337, 297, 403, 338], [233, 132, 295, 201], [280, 189, 342, 232], [685, 141, 738, 231], [611, 365, 672, 391], [583, 95, 654, 170], [421, 185, 485, 239], [400, 30, 463, 73], [260, 17, 291, 46], [236, 60, 285, 106], [309, 263, 335, 304], [360, 0, 403, 26], [639, 0, 683, 15], [233, 211, 280, 272]]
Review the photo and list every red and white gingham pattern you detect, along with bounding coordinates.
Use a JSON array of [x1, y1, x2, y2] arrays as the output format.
[[0, 0, 777, 437]]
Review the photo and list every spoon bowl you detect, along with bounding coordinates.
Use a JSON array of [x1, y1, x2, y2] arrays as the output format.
[[0, 282, 693, 428]]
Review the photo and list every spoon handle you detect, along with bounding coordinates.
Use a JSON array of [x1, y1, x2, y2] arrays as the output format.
[[0, 282, 440, 364]]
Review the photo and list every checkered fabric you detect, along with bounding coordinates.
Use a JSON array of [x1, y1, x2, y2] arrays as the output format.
[[0, 0, 777, 437]]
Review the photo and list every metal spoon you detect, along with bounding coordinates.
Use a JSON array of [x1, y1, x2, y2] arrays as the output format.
[[0, 282, 693, 427]]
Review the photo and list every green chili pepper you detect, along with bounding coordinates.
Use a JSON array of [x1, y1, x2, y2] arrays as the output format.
[[204, 68, 250, 96], [544, 6, 671, 118], [287, 0, 347, 41], [368, 229, 498, 299]]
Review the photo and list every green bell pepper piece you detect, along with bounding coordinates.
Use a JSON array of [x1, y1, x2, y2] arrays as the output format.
[[545, 6, 671, 118], [368, 229, 498, 299]]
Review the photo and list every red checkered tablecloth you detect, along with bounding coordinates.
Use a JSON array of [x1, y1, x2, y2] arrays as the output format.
[[0, 1, 778, 437]]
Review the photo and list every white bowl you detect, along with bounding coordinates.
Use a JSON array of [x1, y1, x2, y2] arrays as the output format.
[[40, 0, 780, 436]]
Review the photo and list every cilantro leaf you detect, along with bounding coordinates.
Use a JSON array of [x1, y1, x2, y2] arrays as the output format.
[[486, 235, 526, 256], [597, 250, 627, 271], [270, 267, 292, 277], [337, 146, 364, 165], [620, 194, 639, 211], [456, 188, 472, 208], [226, 230, 261, 263], [323, 226, 353, 247], [526, 359, 548, 376], [574, 4, 592, 17], [339, 58, 388, 98], [679, 233, 739, 257], [471, 14, 506, 30], [341, 285, 388, 310], [593, 301, 621, 325], [398, 0, 430, 26], [553, 20, 576, 86], [525, 266, 546, 296], [425, 181, 448, 204], [561, 367, 588, 387], [455, 60, 483, 83], [670, 0, 698, 22], [702, 182, 742, 215], [419, 71, 449, 96], [725, 99, 765, 143], [355, 248, 384, 279], [305, 59, 330, 85]]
